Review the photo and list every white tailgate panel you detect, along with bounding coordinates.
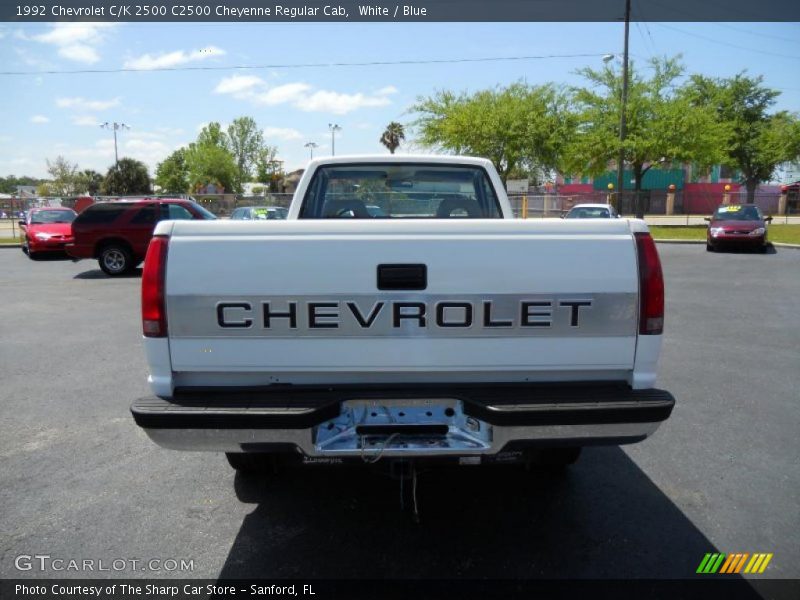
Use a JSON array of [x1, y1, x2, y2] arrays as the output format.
[[165, 220, 639, 383]]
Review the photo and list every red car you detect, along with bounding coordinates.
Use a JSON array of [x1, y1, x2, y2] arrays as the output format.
[[66, 198, 216, 275], [20, 207, 77, 259], [705, 204, 772, 253]]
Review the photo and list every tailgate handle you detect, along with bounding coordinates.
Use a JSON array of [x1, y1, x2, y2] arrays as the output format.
[[377, 264, 427, 290]]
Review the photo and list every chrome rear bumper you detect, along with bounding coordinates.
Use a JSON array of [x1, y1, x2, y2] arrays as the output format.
[[131, 383, 674, 456]]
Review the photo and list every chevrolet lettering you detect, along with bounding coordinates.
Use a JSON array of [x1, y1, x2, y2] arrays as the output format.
[[131, 155, 674, 480], [208, 297, 604, 335]]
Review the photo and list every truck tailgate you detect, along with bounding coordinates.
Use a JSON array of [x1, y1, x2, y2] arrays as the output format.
[[162, 219, 639, 385]]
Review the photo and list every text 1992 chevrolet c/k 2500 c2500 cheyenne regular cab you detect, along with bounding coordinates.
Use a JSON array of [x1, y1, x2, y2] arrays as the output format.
[[131, 155, 674, 479]]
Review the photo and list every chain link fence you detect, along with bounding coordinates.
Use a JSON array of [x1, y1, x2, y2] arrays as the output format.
[[507, 189, 800, 223], [0, 197, 39, 240], [3, 188, 798, 235], [192, 193, 294, 217]]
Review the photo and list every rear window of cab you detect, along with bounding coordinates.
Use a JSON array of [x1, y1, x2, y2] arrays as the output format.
[[299, 164, 502, 219]]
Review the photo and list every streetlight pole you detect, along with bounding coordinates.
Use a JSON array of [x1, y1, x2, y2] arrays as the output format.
[[304, 141, 318, 159], [328, 123, 341, 156], [100, 122, 130, 170], [617, 0, 632, 216]]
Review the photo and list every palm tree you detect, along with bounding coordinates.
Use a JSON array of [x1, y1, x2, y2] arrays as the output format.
[[79, 169, 104, 195], [379, 122, 405, 154]]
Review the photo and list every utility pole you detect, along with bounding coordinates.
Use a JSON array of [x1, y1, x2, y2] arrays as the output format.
[[304, 141, 318, 159], [328, 123, 341, 156], [100, 122, 129, 169], [617, 0, 632, 216]]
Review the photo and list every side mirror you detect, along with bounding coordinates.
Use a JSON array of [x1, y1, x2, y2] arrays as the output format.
[[703, 217, 711, 222], [765, 216, 773, 222], [18, 220, 26, 228]]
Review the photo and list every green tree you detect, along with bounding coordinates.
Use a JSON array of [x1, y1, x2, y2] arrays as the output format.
[[0, 175, 46, 194], [76, 169, 104, 195], [101, 158, 152, 195], [155, 148, 190, 193], [46, 156, 81, 196], [379, 122, 405, 154], [226, 117, 265, 190], [196, 122, 227, 148], [185, 119, 278, 194], [189, 123, 234, 192], [685, 72, 800, 201], [184, 143, 238, 193], [254, 146, 281, 192], [412, 83, 575, 182], [566, 56, 726, 194]]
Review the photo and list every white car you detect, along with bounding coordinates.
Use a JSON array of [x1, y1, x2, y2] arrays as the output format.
[[564, 203, 620, 219], [229, 206, 288, 220], [131, 155, 673, 477]]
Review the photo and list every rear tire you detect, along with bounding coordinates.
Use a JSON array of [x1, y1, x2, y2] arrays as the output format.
[[225, 452, 276, 475], [98, 244, 132, 276]]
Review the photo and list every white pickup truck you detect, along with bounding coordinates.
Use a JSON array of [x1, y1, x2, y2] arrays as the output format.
[[131, 155, 673, 474]]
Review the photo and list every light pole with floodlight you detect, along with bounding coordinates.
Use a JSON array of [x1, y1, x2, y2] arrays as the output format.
[[304, 141, 319, 159], [100, 121, 130, 169], [328, 124, 341, 156]]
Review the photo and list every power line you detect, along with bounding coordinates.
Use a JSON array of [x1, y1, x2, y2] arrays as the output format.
[[712, 23, 800, 45], [634, 21, 650, 56], [653, 24, 800, 61], [0, 52, 612, 76], [630, 0, 656, 57], [644, 0, 798, 42], [635, 2, 659, 57]]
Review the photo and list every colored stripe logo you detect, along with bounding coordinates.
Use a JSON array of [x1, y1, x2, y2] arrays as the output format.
[[697, 553, 773, 574]]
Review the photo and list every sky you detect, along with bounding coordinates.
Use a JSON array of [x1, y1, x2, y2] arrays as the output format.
[[0, 20, 799, 179]]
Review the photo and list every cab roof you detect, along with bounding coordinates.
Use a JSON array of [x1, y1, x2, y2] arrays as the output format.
[[306, 154, 495, 169]]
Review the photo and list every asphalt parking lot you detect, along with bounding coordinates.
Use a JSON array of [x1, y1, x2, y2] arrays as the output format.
[[0, 244, 798, 582]]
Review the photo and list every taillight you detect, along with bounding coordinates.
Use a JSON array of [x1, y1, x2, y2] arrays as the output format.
[[635, 232, 664, 335], [142, 235, 168, 337]]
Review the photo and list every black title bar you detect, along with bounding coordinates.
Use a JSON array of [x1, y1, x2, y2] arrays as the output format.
[[4, 0, 800, 22], [3, 579, 800, 600]]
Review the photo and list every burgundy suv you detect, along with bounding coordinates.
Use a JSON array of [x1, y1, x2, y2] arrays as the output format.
[[67, 198, 216, 275]]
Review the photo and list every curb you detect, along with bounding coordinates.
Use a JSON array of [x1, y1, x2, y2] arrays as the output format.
[[654, 239, 704, 244], [0, 243, 21, 249], [654, 239, 800, 249]]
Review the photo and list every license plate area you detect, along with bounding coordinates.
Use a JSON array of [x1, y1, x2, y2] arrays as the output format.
[[314, 398, 492, 455], [355, 424, 449, 436]]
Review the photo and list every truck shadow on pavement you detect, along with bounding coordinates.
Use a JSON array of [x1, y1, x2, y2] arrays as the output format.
[[216, 446, 748, 581], [73, 268, 142, 279]]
